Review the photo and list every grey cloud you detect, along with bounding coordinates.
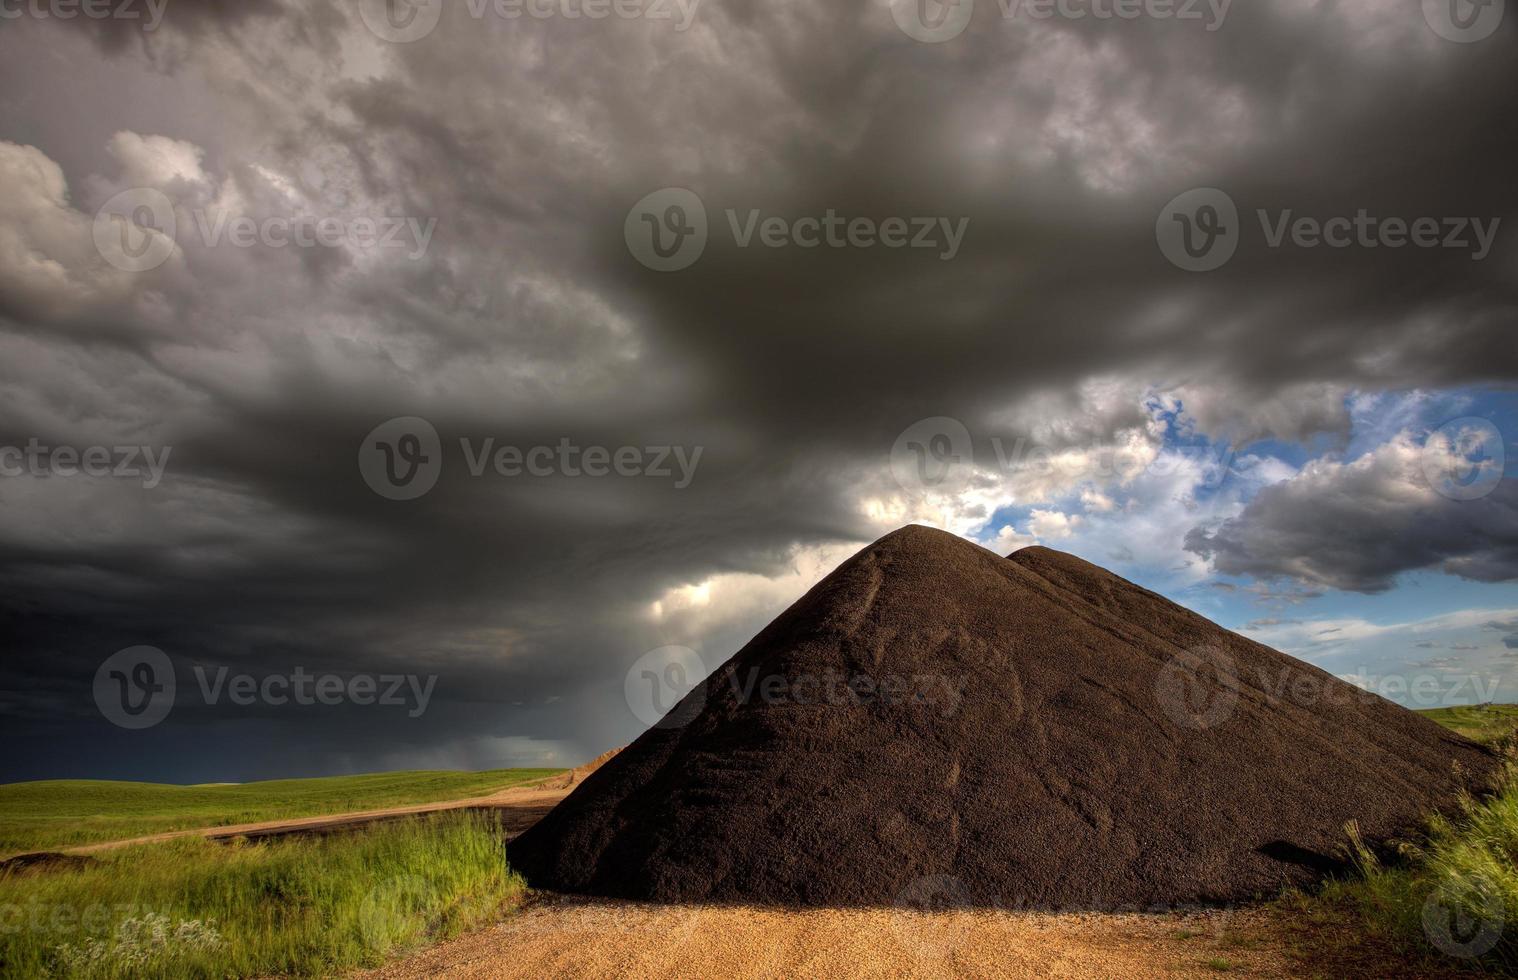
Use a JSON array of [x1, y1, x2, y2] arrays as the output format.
[[1187, 436, 1518, 593], [1479, 619, 1518, 650]]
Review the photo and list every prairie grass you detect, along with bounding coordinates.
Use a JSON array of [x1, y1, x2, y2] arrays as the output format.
[[1318, 708, 1518, 973], [0, 810, 522, 978], [1321, 772, 1517, 974]]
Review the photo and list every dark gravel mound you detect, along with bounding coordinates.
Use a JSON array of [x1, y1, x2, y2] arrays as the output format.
[[509, 525, 1499, 909]]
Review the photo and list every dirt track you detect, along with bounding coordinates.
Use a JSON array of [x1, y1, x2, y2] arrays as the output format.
[[363, 894, 1445, 979], [8, 782, 572, 861]]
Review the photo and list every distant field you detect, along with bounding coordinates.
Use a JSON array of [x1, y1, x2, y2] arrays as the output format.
[[0, 769, 562, 855], [1415, 704, 1518, 744]]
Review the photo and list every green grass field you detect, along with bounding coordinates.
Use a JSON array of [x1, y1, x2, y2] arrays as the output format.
[[1415, 704, 1518, 745], [0, 769, 562, 855], [0, 811, 519, 979]]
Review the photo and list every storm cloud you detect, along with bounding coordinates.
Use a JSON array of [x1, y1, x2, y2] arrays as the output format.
[[0, 0, 1514, 781]]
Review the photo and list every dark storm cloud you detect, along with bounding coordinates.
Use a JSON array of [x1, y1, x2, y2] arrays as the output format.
[[0, 1, 1515, 779]]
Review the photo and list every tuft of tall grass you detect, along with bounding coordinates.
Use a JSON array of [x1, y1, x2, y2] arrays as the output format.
[[0, 810, 523, 979], [1329, 763, 1518, 973]]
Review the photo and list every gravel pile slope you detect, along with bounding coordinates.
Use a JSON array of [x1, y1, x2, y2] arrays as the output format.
[[509, 525, 1498, 908]]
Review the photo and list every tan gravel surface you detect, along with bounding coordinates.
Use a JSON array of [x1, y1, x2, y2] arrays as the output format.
[[363, 895, 1340, 979]]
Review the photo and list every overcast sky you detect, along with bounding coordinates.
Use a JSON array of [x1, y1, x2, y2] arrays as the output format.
[[0, 0, 1514, 783]]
